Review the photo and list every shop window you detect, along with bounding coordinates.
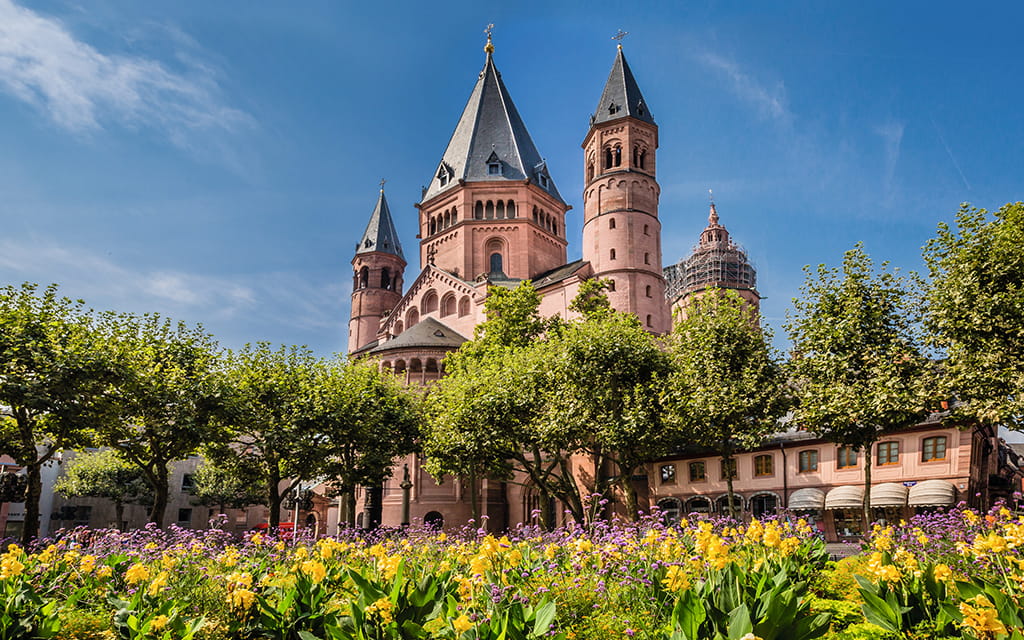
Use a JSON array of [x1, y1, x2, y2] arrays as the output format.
[[837, 445, 858, 469], [799, 450, 818, 473], [754, 454, 773, 477], [689, 461, 706, 482], [750, 494, 777, 517], [922, 436, 947, 462], [877, 441, 900, 466]]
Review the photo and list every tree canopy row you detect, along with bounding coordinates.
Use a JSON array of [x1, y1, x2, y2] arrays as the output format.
[[2, 202, 1022, 543]]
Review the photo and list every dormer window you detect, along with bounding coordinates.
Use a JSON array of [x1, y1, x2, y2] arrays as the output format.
[[539, 174, 548, 188], [437, 163, 453, 187], [486, 150, 502, 176]]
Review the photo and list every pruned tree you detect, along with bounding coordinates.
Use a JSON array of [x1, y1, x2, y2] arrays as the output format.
[[662, 289, 789, 519], [785, 244, 930, 526], [923, 202, 1024, 428], [190, 457, 265, 515], [97, 313, 225, 527], [0, 283, 112, 543], [54, 449, 152, 530], [313, 357, 420, 526]]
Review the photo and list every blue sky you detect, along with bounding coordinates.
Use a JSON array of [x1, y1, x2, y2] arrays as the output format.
[[1, 1, 1022, 357]]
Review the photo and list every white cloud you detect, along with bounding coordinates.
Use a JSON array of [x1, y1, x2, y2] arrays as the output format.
[[698, 52, 791, 124], [875, 120, 904, 200], [0, 0, 252, 145]]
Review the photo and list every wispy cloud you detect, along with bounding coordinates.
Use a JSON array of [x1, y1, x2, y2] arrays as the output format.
[[0, 240, 348, 347], [931, 117, 971, 191], [875, 120, 904, 201], [698, 52, 791, 124], [0, 0, 253, 151]]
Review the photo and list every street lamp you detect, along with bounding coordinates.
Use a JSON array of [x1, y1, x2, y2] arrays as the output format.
[[400, 464, 414, 527]]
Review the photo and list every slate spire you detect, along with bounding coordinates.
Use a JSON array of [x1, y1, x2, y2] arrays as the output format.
[[421, 40, 564, 204], [592, 45, 655, 126], [355, 186, 404, 260]]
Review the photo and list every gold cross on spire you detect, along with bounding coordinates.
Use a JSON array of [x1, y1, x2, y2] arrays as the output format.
[[484, 23, 495, 54], [379, 178, 386, 192], [612, 29, 628, 49]]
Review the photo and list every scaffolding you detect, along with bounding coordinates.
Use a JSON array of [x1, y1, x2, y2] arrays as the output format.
[[664, 239, 756, 301]]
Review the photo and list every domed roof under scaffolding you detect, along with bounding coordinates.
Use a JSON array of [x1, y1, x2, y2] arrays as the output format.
[[663, 200, 757, 303]]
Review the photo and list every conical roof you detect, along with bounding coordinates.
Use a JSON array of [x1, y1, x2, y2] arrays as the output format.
[[355, 189, 404, 260], [592, 47, 655, 126], [421, 49, 564, 204]]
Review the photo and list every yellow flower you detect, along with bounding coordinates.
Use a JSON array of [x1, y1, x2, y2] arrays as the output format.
[[143, 542, 158, 551], [933, 564, 952, 582], [436, 532, 447, 542], [79, 554, 97, 574], [739, 635, 764, 640], [250, 532, 264, 546], [958, 595, 1007, 636], [365, 597, 395, 625], [453, 614, 473, 634], [275, 541, 286, 552], [227, 571, 253, 589], [973, 533, 1008, 555], [125, 563, 151, 584], [147, 570, 170, 596], [0, 555, 25, 579], [381, 555, 401, 580], [150, 615, 170, 631], [457, 576, 475, 602], [470, 554, 491, 575], [96, 565, 113, 579], [543, 544, 557, 561], [661, 565, 690, 592], [229, 588, 257, 611], [299, 559, 327, 583], [294, 546, 309, 560]]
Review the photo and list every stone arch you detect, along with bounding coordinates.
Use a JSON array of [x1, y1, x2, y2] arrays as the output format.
[[485, 200, 495, 219], [485, 237, 506, 274], [429, 217, 436, 235], [405, 307, 419, 327], [458, 296, 471, 317], [443, 210, 451, 228], [424, 511, 444, 529], [358, 266, 369, 289], [409, 358, 422, 374], [506, 200, 515, 218], [441, 292, 456, 317], [715, 494, 744, 514], [425, 358, 439, 375], [381, 268, 392, 290], [685, 496, 712, 514], [532, 205, 539, 223], [475, 201, 484, 220], [451, 205, 457, 221], [656, 497, 683, 525], [381, 360, 392, 371], [394, 359, 407, 375], [496, 200, 505, 219], [749, 491, 781, 517], [393, 321, 403, 335], [604, 147, 613, 169], [422, 289, 438, 315]]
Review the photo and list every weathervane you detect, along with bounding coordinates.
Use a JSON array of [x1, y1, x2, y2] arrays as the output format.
[[612, 29, 629, 48], [379, 178, 386, 192], [484, 23, 495, 53]]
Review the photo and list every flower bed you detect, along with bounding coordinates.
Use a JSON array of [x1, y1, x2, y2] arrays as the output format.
[[0, 507, 1021, 640]]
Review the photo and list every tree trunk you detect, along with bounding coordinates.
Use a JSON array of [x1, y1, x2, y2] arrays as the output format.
[[862, 443, 873, 534], [724, 453, 738, 520], [618, 468, 639, 521], [538, 486, 556, 531], [346, 489, 357, 527], [468, 473, 480, 523], [115, 501, 125, 531], [21, 463, 42, 546], [149, 477, 169, 528], [267, 477, 282, 531], [557, 459, 585, 524]]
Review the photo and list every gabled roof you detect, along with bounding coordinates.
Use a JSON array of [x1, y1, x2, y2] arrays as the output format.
[[421, 50, 564, 205], [592, 47, 655, 126], [531, 259, 589, 289], [370, 317, 468, 354], [356, 189, 404, 260]]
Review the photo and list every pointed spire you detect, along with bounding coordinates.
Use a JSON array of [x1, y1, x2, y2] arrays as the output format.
[[592, 44, 655, 126], [421, 39, 564, 205], [708, 189, 719, 225], [356, 185, 404, 260]]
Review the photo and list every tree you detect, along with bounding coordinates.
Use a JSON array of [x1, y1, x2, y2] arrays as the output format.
[[423, 282, 584, 527], [97, 313, 225, 527], [190, 458, 265, 514], [540, 307, 673, 521], [785, 244, 930, 526], [0, 283, 112, 544], [214, 342, 323, 531], [662, 290, 789, 519], [313, 358, 420, 526], [923, 202, 1024, 428], [54, 449, 152, 529]]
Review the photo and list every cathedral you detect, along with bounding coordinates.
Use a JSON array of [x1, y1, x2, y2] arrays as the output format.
[[346, 35, 758, 529]]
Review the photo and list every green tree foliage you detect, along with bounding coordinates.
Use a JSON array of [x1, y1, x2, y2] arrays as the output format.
[[54, 449, 152, 530], [0, 283, 112, 544], [923, 202, 1024, 428], [313, 358, 420, 526], [97, 313, 225, 528], [190, 458, 265, 514], [663, 290, 788, 519], [541, 306, 672, 521], [213, 342, 320, 531], [785, 244, 930, 525]]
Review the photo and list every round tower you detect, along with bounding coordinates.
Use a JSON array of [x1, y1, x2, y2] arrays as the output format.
[[349, 186, 406, 354], [581, 44, 669, 334]]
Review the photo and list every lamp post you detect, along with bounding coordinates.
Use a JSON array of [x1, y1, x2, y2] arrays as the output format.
[[400, 464, 413, 527]]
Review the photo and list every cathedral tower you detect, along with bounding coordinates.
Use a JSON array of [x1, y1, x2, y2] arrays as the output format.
[[416, 35, 569, 282], [581, 45, 669, 334], [349, 186, 406, 353]]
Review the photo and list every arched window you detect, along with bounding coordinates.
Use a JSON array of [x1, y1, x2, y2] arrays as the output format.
[[553, 220, 558, 236], [532, 205, 539, 223], [475, 201, 484, 219], [458, 296, 470, 317], [645, 252, 650, 265], [716, 494, 743, 514], [546, 213, 552, 231], [685, 497, 712, 514], [405, 308, 419, 327], [359, 267, 369, 289], [639, 150, 647, 169], [451, 206, 458, 221], [394, 359, 406, 375], [381, 268, 391, 290], [485, 200, 494, 219], [614, 145, 622, 167], [506, 200, 516, 218], [608, 280, 616, 292], [604, 147, 613, 169], [441, 293, 456, 317], [609, 248, 616, 260], [646, 285, 652, 297], [496, 200, 505, 219], [409, 359, 422, 374], [643, 224, 650, 235], [443, 210, 451, 228], [429, 218, 436, 235], [490, 252, 503, 274], [609, 218, 616, 230], [632, 146, 639, 166], [587, 163, 594, 181], [393, 321, 403, 335], [646, 314, 652, 326], [422, 290, 438, 314]]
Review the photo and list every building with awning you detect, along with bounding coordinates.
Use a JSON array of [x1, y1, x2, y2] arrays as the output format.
[[908, 479, 957, 507], [788, 488, 825, 511]]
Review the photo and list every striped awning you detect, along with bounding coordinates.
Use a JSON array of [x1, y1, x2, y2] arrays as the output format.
[[870, 483, 909, 508], [788, 488, 825, 511], [908, 480, 957, 507], [825, 485, 865, 510]]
